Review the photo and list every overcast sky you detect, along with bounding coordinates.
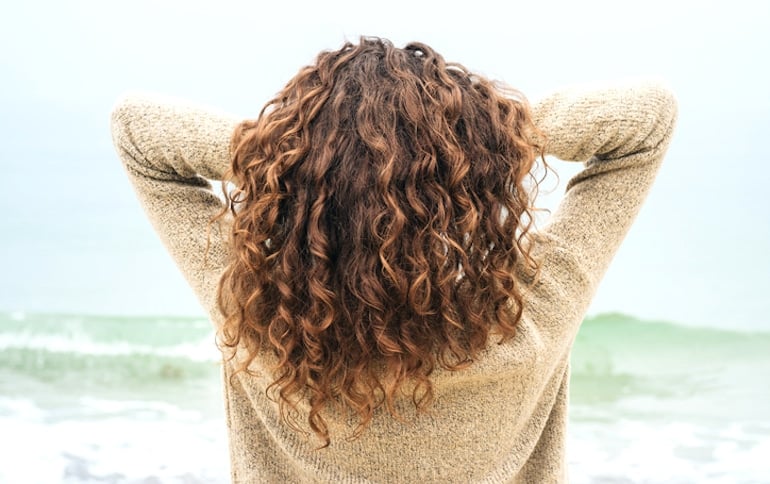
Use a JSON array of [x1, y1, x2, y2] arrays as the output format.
[[1, 0, 768, 329]]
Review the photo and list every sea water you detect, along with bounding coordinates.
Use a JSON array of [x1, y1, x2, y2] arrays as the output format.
[[0, 312, 228, 483], [1, 311, 768, 483]]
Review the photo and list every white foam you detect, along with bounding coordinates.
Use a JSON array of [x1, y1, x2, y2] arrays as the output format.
[[0, 398, 229, 483], [569, 418, 770, 483], [9, 310, 26, 321], [0, 396, 45, 421], [77, 397, 202, 421], [4, 391, 768, 482], [0, 332, 221, 362]]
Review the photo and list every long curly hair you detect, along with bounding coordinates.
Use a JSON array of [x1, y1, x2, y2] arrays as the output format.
[[212, 37, 546, 446]]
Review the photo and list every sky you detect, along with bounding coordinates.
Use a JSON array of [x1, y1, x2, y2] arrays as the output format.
[[1, 0, 769, 329]]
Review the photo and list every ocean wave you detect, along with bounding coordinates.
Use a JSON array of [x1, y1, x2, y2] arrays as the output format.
[[3, 310, 766, 350], [582, 311, 770, 337], [576, 312, 770, 357], [571, 312, 770, 416], [3, 310, 768, 388], [0, 310, 215, 349], [0, 332, 220, 361], [2, 311, 767, 483]]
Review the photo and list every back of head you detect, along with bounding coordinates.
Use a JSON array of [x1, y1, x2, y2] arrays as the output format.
[[216, 36, 544, 446]]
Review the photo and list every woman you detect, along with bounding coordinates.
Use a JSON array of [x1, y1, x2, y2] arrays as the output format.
[[111, 37, 677, 483]]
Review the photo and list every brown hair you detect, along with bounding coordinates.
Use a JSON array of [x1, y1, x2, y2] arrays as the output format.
[[213, 37, 545, 446]]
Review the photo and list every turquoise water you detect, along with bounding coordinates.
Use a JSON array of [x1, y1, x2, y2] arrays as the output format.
[[1, 311, 768, 483], [569, 315, 770, 484], [0, 312, 228, 483]]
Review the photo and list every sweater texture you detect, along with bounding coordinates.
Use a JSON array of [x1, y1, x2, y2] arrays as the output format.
[[110, 80, 678, 483]]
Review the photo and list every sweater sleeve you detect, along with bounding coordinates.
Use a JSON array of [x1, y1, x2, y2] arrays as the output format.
[[531, 80, 678, 292], [110, 93, 240, 323]]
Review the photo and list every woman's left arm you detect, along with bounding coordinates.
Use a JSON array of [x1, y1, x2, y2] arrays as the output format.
[[110, 93, 240, 324]]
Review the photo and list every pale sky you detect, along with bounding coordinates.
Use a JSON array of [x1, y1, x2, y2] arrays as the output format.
[[1, 0, 769, 329]]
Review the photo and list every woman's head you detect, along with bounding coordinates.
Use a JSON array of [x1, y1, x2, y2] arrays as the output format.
[[215, 36, 545, 446]]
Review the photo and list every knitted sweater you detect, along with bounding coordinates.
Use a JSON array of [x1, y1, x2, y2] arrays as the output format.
[[110, 80, 678, 483]]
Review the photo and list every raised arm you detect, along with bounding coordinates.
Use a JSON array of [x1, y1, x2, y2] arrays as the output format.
[[531, 80, 678, 292], [110, 93, 240, 323]]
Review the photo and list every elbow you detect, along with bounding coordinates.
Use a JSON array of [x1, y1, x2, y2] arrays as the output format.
[[109, 99, 132, 175], [110, 93, 135, 152], [110, 92, 154, 175], [645, 80, 679, 145], [110, 91, 153, 152], [626, 80, 679, 160], [654, 81, 678, 125]]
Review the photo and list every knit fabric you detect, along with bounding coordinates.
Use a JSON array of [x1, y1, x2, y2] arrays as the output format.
[[111, 80, 678, 483]]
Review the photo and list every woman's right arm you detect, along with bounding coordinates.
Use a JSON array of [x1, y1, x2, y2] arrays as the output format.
[[531, 80, 678, 293]]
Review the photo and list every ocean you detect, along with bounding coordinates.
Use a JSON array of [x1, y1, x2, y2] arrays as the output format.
[[1, 310, 768, 483]]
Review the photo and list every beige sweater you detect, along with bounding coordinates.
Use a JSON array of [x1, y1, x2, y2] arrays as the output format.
[[111, 80, 677, 483]]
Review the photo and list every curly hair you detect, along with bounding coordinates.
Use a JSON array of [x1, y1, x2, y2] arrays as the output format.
[[212, 37, 546, 447]]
